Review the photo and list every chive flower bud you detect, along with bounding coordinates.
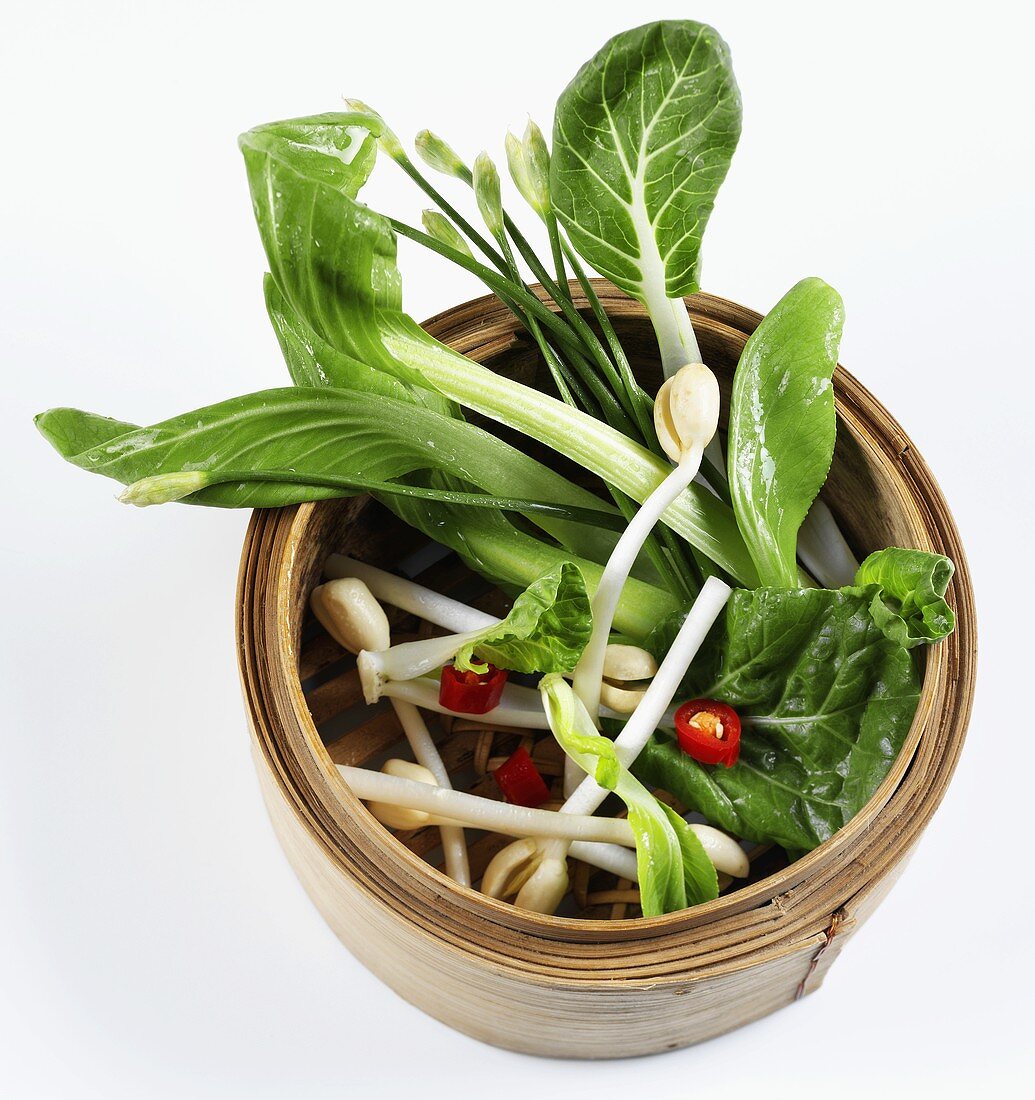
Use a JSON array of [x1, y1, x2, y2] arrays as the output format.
[[473, 151, 504, 240], [414, 129, 469, 180], [421, 209, 474, 257], [506, 120, 551, 218], [343, 98, 405, 161], [504, 132, 535, 215], [119, 470, 211, 507]]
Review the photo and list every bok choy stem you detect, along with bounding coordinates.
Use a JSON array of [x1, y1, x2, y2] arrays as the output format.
[[385, 330, 759, 585], [797, 499, 860, 588]]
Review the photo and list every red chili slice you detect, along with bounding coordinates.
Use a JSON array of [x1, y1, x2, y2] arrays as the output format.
[[438, 661, 508, 715], [674, 698, 741, 767], [492, 746, 551, 807]]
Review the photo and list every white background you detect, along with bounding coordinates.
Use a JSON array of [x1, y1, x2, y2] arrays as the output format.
[[2, 2, 1032, 1096]]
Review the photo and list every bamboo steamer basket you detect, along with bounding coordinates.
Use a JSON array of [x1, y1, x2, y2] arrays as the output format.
[[237, 282, 974, 1058]]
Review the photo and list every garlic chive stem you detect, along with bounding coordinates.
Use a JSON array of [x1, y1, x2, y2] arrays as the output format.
[[391, 151, 509, 275], [157, 468, 621, 529], [338, 767, 636, 846], [573, 449, 705, 723], [470, 184, 643, 441], [387, 219, 591, 363], [477, 188, 584, 412], [449, 142, 638, 430], [559, 239, 655, 442], [565, 575, 732, 817], [384, 216, 589, 363], [503, 214, 636, 423], [391, 700, 470, 886], [325, 556, 498, 633]]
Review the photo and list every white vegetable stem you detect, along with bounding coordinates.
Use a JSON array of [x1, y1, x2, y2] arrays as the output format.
[[310, 577, 470, 886], [797, 499, 860, 588], [388, 700, 471, 887], [383, 676, 681, 730], [338, 767, 636, 846], [566, 575, 732, 816], [482, 576, 731, 912], [566, 362, 719, 795], [323, 558, 503, 707], [572, 449, 703, 723], [387, 330, 759, 586], [357, 628, 483, 703], [569, 841, 638, 880], [325, 555, 498, 633], [653, 296, 703, 378], [568, 824, 751, 884]]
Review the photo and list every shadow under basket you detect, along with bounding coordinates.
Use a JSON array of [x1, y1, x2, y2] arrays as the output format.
[[237, 283, 975, 1058]]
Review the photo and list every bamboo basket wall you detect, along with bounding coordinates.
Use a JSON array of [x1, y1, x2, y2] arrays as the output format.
[[237, 283, 975, 1058]]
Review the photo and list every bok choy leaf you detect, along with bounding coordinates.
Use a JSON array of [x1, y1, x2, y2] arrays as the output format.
[[264, 275, 445, 407], [855, 547, 956, 648], [36, 388, 622, 516], [453, 567, 589, 668], [240, 112, 381, 197], [541, 674, 717, 914], [551, 21, 741, 372], [632, 585, 921, 853], [727, 278, 844, 587], [263, 275, 632, 566], [384, 489, 679, 640], [240, 112, 760, 585], [452, 563, 592, 674]]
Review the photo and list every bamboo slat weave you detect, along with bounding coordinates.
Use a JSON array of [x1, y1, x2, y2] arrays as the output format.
[[237, 283, 975, 1056]]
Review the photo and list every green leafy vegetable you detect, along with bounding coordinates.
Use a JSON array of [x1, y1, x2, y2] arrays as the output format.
[[539, 673, 621, 790], [856, 547, 956, 648], [239, 112, 381, 196], [659, 803, 721, 905], [633, 585, 921, 853], [541, 674, 717, 914], [240, 112, 760, 585], [727, 278, 845, 587], [263, 277, 631, 566], [385, 490, 679, 639], [552, 21, 741, 371], [241, 115, 433, 391], [453, 563, 592, 674], [35, 409, 141, 458], [36, 387, 628, 517], [264, 275, 434, 403], [31, 25, 962, 919]]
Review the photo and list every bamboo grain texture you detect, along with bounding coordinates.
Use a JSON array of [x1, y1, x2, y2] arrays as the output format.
[[236, 283, 976, 1057]]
